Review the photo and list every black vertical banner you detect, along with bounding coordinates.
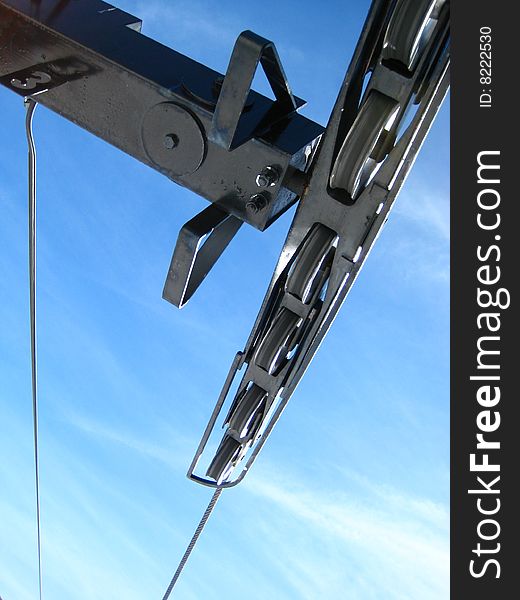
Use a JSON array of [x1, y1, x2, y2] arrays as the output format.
[[451, 1, 518, 598]]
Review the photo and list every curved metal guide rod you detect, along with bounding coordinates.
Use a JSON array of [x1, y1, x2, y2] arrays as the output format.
[[25, 96, 43, 600], [188, 0, 450, 489]]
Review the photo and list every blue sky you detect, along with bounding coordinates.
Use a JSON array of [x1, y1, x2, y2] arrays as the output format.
[[0, 1, 449, 599]]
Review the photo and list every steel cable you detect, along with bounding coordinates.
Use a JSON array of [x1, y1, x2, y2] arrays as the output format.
[[161, 488, 223, 599]]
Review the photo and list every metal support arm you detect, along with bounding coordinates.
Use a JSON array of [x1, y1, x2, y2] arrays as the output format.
[[0, 0, 323, 232]]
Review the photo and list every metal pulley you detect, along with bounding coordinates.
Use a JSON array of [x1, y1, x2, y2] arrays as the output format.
[[141, 102, 207, 177], [190, 0, 450, 489]]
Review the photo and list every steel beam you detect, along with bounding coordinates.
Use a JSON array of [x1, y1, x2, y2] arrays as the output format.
[[0, 0, 323, 232]]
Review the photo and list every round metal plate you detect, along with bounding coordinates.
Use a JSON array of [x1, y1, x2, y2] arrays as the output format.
[[141, 102, 206, 177]]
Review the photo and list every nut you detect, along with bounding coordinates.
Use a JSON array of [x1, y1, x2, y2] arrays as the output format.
[[246, 193, 270, 214], [255, 165, 280, 188]]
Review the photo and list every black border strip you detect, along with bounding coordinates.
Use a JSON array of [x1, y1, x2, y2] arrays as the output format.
[[451, 1, 518, 597]]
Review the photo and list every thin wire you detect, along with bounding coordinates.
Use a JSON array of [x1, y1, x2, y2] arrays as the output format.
[[161, 488, 223, 599], [25, 97, 43, 600]]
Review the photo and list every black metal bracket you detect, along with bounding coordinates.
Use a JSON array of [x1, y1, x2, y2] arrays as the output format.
[[210, 30, 303, 151], [0, 0, 325, 305], [162, 205, 242, 308], [0, 0, 327, 304], [0, 0, 323, 232], [160, 30, 307, 303]]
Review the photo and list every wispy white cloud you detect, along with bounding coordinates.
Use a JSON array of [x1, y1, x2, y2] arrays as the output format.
[[133, 0, 240, 61], [63, 410, 191, 472], [395, 187, 450, 242], [242, 468, 449, 600], [381, 235, 450, 285], [1, 396, 448, 600], [0, 409, 182, 600], [374, 182, 450, 287], [129, 0, 309, 81], [59, 403, 446, 595]]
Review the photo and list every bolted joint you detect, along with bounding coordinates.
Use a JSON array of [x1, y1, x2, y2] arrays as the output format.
[[255, 165, 280, 188], [246, 193, 270, 214], [164, 133, 179, 149]]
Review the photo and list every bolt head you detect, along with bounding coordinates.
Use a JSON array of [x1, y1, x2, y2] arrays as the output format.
[[255, 173, 270, 187], [164, 133, 179, 149], [246, 193, 269, 214], [255, 165, 280, 188]]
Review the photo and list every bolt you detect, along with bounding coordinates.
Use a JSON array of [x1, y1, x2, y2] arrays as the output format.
[[255, 165, 280, 188], [246, 193, 270, 214], [164, 133, 179, 149]]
